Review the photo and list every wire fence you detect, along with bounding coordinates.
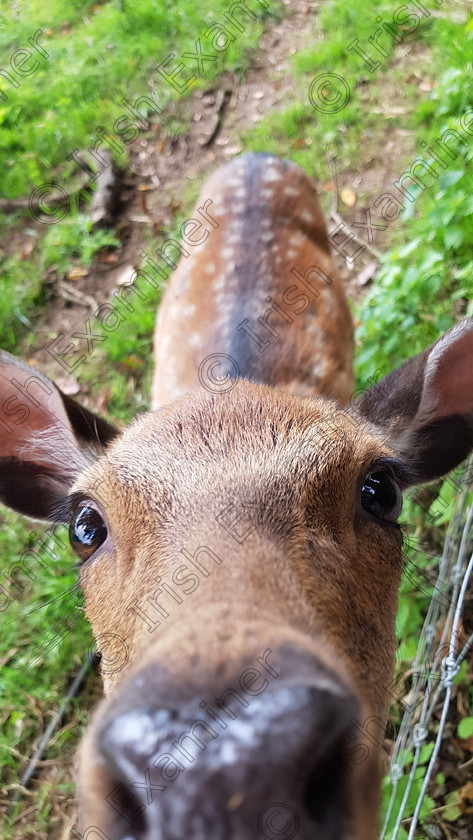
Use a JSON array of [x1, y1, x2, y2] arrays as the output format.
[[381, 464, 473, 839]]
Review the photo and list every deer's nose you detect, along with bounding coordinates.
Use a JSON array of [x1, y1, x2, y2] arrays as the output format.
[[95, 674, 358, 840]]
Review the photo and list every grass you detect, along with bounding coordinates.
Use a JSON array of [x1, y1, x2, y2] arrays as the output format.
[[0, 0, 282, 353], [1, 0, 472, 838], [0, 508, 91, 840], [243, 0, 441, 174], [0, 0, 278, 197]]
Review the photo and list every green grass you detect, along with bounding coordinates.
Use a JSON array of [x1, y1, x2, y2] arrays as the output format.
[[0, 0, 279, 197], [0, 0, 282, 352], [1, 1, 473, 838], [0, 511, 91, 776], [356, 19, 473, 374], [243, 0, 442, 176]]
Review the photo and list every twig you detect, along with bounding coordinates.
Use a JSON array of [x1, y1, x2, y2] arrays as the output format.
[[9, 655, 96, 814], [90, 149, 120, 228], [329, 206, 382, 260], [56, 280, 98, 311], [200, 89, 232, 148], [327, 153, 382, 260], [327, 153, 339, 216], [0, 174, 91, 214], [11, 803, 39, 825]]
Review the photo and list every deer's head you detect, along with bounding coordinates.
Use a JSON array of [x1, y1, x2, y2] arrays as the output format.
[[0, 318, 472, 840]]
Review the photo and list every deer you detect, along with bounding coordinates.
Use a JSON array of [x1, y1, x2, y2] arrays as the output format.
[[0, 152, 472, 840]]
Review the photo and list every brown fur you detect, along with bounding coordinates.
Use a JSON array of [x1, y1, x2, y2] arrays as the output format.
[[77, 385, 398, 838], [152, 154, 353, 406], [77, 156, 387, 839]]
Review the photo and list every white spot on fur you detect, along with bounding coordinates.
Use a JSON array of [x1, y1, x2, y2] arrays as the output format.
[[300, 209, 315, 225], [209, 202, 225, 217], [181, 303, 196, 319], [312, 359, 329, 379], [262, 168, 280, 183]]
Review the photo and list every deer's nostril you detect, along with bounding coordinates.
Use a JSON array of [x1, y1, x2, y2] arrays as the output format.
[[304, 723, 355, 837]]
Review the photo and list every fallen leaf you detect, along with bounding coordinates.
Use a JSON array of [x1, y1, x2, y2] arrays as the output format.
[[224, 144, 242, 156], [459, 735, 473, 753], [419, 80, 436, 92], [67, 266, 88, 281], [460, 781, 473, 804], [291, 138, 310, 150], [341, 187, 357, 207], [120, 355, 144, 370], [116, 266, 136, 286], [21, 240, 35, 259]]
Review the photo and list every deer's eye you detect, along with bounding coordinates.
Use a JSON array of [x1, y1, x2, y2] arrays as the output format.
[[361, 471, 402, 523], [70, 503, 108, 562]]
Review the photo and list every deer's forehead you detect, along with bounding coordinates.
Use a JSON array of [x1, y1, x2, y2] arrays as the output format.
[[74, 393, 388, 513]]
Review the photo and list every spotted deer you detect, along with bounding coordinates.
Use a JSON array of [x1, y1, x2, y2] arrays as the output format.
[[0, 153, 472, 840]]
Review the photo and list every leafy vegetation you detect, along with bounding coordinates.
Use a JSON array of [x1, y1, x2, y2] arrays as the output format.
[[356, 31, 473, 373]]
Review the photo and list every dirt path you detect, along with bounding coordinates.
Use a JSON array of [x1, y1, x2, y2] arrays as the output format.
[[30, 0, 315, 385]]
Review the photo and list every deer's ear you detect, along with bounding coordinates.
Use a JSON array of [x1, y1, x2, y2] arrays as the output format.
[[0, 351, 118, 520], [354, 318, 473, 484]]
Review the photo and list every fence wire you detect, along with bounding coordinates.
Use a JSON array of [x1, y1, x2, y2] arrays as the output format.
[[381, 465, 473, 840]]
